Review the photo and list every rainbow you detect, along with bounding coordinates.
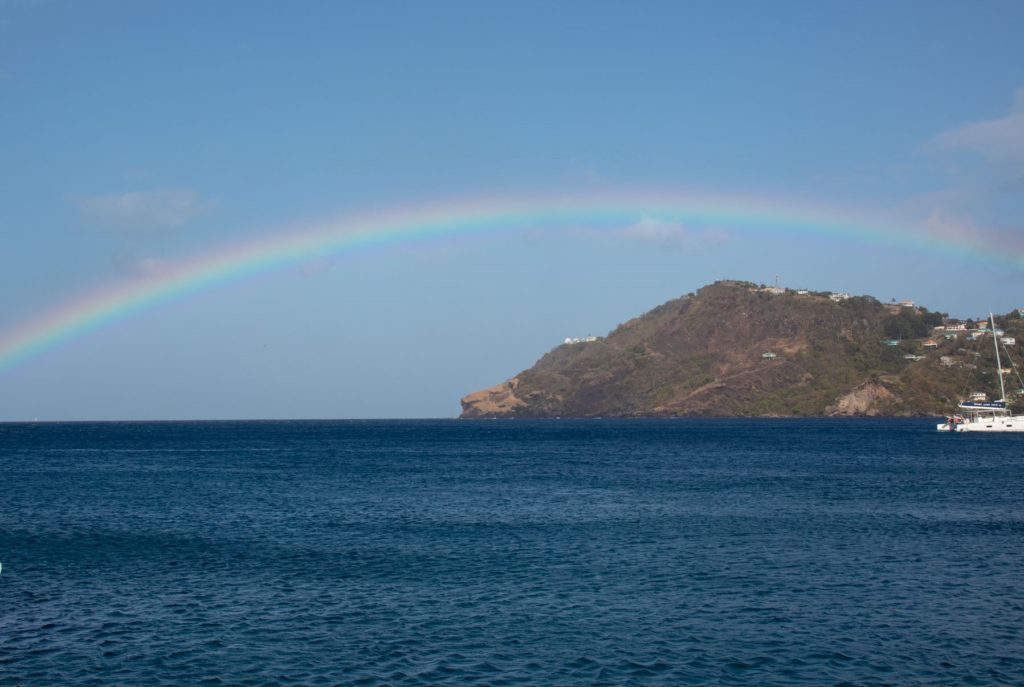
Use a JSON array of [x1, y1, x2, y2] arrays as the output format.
[[0, 191, 1016, 373]]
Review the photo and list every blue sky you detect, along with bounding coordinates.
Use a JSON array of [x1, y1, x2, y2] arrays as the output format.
[[1, 0, 1023, 420]]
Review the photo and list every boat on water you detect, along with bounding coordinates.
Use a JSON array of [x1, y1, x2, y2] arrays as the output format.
[[937, 313, 1024, 432]]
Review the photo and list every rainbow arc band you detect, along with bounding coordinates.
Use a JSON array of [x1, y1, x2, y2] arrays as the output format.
[[0, 192, 1011, 373]]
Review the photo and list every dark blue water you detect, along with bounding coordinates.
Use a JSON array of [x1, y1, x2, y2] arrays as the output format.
[[2, 419, 1022, 685]]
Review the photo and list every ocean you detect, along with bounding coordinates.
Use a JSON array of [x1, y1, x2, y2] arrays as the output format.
[[1, 419, 1021, 685]]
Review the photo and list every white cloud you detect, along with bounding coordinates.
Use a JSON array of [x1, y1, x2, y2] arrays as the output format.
[[930, 88, 1024, 162], [889, 189, 1024, 257], [616, 217, 729, 250], [71, 188, 216, 230], [911, 88, 1024, 237], [112, 255, 172, 279], [917, 208, 984, 242], [896, 184, 985, 216]]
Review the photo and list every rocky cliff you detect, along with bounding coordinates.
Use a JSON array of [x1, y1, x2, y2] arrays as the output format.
[[460, 280, 1022, 418]]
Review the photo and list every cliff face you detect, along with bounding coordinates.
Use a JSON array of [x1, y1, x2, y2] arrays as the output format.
[[460, 280, 1021, 418], [459, 378, 527, 417]]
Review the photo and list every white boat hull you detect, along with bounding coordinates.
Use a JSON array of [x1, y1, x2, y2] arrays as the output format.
[[936, 313, 1024, 432], [936, 416, 1024, 432]]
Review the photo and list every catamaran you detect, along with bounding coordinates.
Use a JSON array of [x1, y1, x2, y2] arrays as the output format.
[[937, 314, 1024, 432]]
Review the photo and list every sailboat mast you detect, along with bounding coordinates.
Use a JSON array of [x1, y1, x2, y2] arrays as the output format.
[[992, 313, 1007, 402]]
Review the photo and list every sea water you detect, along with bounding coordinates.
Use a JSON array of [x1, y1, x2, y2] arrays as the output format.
[[1, 419, 1022, 685]]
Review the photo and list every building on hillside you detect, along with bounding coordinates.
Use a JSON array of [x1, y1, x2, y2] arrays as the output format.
[[829, 292, 852, 302], [898, 300, 915, 308], [1003, 336, 1016, 346], [940, 356, 956, 366], [761, 351, 777, 360], [923, 340, 939, 349], [885, 339, 900, 346], [945, 322, 967, 331]]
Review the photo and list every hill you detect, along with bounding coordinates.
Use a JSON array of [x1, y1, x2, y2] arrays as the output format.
[[460, 280, 1024, 418]]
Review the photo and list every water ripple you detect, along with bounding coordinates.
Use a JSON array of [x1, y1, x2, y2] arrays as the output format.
[[1, 419, 1022, 685]]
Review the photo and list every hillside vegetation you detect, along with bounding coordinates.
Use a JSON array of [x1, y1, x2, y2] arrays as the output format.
[[460, 280, 1024, 418]]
